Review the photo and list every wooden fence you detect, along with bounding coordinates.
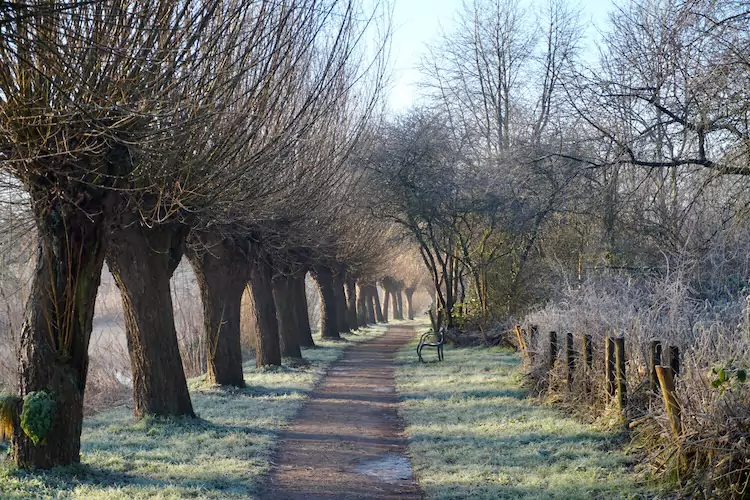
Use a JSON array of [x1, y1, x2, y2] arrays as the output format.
[[514, 325, 683, 438]]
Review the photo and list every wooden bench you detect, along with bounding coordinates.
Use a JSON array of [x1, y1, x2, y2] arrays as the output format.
[[417, 326, 445, 363]]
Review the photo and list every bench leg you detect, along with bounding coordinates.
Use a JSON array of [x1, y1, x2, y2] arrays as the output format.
[[438, 345, 443, 361], [417, 345, 425, 363]]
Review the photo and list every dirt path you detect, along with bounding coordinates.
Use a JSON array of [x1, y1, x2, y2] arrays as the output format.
[[262, 324, 424, 500]]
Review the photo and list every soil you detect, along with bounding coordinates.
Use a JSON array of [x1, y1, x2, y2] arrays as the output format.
[[261, 324, 424, 499]]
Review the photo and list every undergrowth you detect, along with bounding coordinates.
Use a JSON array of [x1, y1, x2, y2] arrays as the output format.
[[523, 272, 750, 498]]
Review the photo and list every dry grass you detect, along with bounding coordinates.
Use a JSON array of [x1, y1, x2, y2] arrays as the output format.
[[395, 322, 660, 499]]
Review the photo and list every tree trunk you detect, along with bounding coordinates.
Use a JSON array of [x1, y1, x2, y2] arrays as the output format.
[[333, 269, 350, 334], [405, 287, 416, 320], [107, 220, 194, 418], [371, 285, 384, 323], [345, 277, 358, 331], [248, 253, 282, 367], [390, 287, 398, 320], [382, 286, 390, 322], [365, 286, 376, 324], [273, 274, 303, 358], [396, 288, 404, 320], [392, 287, 403, 320], [186, 234, 249, 387], [291, 273, 315, 347], [356, 284, 367, 327], [13, 201, 107, 468], [312, 264, 340, 339]]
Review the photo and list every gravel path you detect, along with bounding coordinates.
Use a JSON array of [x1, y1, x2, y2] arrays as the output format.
[[262, 324, 424, 499]]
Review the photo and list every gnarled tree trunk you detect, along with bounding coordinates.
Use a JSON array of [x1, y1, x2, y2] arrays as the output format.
[[391, 286, 402, 320], [13, 192, 108, 468], [333, 269, 350, 334], [291, 273, 315, 347], [382, 286, 390, 322], [364, 285, 376, 324], [396, 288, 404, 320], [312, 264, 340, 339], [371, 285, 384, 323], [356, 283, 367, 327], [345, 277, 358, 330], [273, 273, 303, 358], [187, 233, 249, 387], [107, 219, 194, 418], [405, 287, 416, 320], [248, 252, 281, 367]]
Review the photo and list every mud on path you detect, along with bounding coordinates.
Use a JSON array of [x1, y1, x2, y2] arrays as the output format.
[[261, 324, 424, 500]]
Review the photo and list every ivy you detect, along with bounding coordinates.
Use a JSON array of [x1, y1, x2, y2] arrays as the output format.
[[20, 391, 56, 445], [710, 365, 747, 395]]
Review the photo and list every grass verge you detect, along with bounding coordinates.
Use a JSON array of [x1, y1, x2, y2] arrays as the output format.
[[0, 325, 388, 499], [395, 337, 663, 499]]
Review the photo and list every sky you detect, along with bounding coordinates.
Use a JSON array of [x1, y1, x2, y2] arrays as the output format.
[[386, 0, 615, 112]]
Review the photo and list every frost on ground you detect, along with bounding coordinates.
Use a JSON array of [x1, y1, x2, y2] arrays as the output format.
[[395, 341, 663, 500], [0, 325, 389, 499], [355, 453, 414, 483]]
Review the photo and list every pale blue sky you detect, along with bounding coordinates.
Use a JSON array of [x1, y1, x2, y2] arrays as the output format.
[[387, 0, 615, 111]]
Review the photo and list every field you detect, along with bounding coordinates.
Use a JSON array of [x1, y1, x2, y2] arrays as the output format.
[[395, 331, 661, 499]]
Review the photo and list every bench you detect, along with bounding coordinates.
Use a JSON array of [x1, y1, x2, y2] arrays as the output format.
[[417, 326, 445, 363]]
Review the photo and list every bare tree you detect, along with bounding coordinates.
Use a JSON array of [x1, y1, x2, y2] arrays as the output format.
[[0, 0, 261, 466]]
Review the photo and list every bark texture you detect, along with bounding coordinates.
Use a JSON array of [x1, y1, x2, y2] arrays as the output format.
[[107, 219, 194, 418], [187, 233, 250, 387], [248, 252, 282, 367], [313, 264, 340, 339], [273, 274, 303, 358], [13, 193, 108, 468]]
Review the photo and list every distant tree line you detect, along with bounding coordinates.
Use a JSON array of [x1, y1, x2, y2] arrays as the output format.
[[366, 0, 750, 335]]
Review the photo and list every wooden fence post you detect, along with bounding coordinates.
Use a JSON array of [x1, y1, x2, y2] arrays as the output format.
[[669, 345, 680, 378], [649, 339, 662, 394], [605, 337, 615, 398], [581, 334, 592, 393], [566, 332, 575, 389], [549, 331, 558, 369], [514, 325, 528, 358], [614, 336, 627, 420], [530, 325, 538, 362], [655, 365, 682, 439]]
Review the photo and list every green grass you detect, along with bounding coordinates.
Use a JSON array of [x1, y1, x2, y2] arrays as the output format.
[[395, 337, 661, 500], [0, 325, 389, 499]]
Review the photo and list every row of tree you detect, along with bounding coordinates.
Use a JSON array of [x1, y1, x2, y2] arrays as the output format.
[[0, 0, 413, 470]]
